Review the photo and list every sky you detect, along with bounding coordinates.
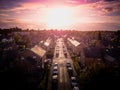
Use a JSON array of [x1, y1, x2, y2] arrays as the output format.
[[0, 0, 120, 31]]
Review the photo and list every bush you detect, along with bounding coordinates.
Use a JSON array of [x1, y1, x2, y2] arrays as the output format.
[[37, 69, 49, 90], [73, 60, 81, 75]]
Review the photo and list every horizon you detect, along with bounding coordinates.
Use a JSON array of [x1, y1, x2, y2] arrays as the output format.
[[0, 27, 120, 32], [0, 0, 120, 31]]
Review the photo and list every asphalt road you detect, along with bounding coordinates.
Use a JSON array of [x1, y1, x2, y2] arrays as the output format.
[[54, 38, 72, 90], [47, 38, 77, 90]]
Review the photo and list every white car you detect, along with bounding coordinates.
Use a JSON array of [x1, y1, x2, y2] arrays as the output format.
[[73, 86, 79, 90], [52, 75, 58, 83], [53, 66, 58, 70], [54, 63, 58, 67]]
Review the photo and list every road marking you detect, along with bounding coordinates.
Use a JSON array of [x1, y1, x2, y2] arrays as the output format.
[[53, 38, 74, 90], [64, 67, 67, 82], [60, 67, 63, 83]]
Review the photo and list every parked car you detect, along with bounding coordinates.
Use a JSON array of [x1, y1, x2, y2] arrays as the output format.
[[63, 48, 66, 52], [53, 66, 58, 75], [73, 86, 79, 90], [52, 75, 58, 83], [56, 50, 59, 53], [67, 67, 73, 76], [71, 76, 78, 87], [56, 53, 59, 58], [54, 63, 58, 67], [52, 75, 58, 90], [66, 62, 71, 68], [64, 52, 67, 58], [53, 66, 58, 70]]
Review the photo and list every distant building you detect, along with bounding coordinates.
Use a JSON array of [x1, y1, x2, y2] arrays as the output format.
[[84, 47, 101, 58], [31, 45, 46, 68], [103, 47, 120, 66], [43, 37, 52, 51], [0, 32, 17, 68], [0, 32, 17, 51], [83, 46, 102, 68]]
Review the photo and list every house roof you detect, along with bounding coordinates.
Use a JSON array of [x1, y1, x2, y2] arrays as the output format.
[[19, 49, 40, 59], [84, 47, 101, 58], [68, 38, 80, 47], [44, 37, 51, 47], [31, 45, 46, 57], [104, 55, 115, 62]]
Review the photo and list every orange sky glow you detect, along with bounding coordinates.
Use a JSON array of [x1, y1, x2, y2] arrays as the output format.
[[0, 0, 120, 30]]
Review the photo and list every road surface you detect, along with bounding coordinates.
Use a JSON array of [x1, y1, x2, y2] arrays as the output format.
[[47, 38, 76, 90]]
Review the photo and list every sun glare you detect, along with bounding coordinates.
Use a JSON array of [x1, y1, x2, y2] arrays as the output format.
[[44, 7, 74, 29]]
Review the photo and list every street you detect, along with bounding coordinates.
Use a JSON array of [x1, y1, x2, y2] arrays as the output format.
[[54, 38, 72, 90], [47, 38, 76, 90]]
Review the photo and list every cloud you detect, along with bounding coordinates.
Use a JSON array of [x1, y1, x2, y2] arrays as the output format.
[[69, 22, 120, 31], [88, 0, 120, 16], [0, 18, 19, 23], [0, 0, 120, 30], [0, 0, 23, 10], [0, 18, 21, 29], [0, 20, 46, 29], [0, 14, 9, 17], [102, 7, 113, 13], [103, 0, 119, 2]]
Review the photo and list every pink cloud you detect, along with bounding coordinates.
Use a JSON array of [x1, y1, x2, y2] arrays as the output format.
[[89, 0, 120, 15], [0, 0, 120, 30]]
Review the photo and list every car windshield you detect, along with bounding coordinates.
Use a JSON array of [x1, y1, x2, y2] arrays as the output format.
[[72, 79, 76, 83]]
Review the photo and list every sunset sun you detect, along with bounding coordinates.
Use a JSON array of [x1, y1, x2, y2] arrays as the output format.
[[45, 7, 74, 29]]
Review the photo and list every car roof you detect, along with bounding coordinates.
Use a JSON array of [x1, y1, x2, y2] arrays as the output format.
[[68, 67, 72, 69], [73, 86, 79, 90], [52, 75, 58, 79], [66, 62, 70, 64], [71, 77, 76, 80], [53, 66, 58, 69], [54, 63, 58, 65]]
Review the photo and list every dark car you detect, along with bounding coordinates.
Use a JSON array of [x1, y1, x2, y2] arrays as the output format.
[[71, 76, 78, 87], [56, 53, 59, 58], [67, 67, 73, 76], [66, 62, 71, 67], [64, 52, 67, 58], [53, 66, 58, 75], [52, 75, 58, 90]]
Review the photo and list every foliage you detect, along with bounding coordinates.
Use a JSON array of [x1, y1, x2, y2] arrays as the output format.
[[73, 59, 81, 75], [37, 69, 49, 90], [77, 60, 115, 90], [46, 50, 54, 59], [14, 33, 23, 44]]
